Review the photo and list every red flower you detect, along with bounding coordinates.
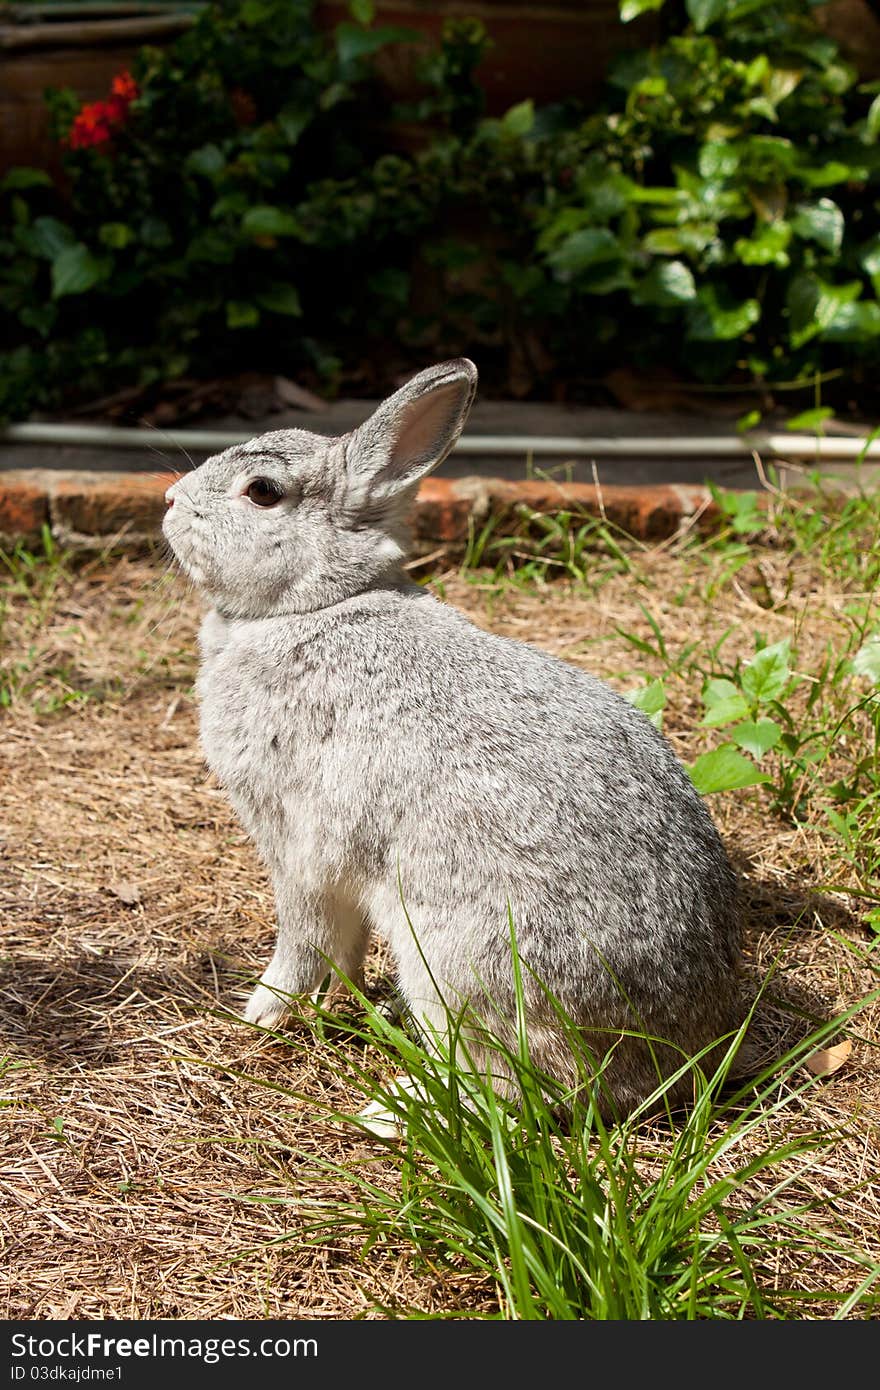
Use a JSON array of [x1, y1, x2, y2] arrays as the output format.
[[111, 71, 139, 103], [65, 71, 139, 149], [105, 96, 130, 124], [68, 102, 115, 149]]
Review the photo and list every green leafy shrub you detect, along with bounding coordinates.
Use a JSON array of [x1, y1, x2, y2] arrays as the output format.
[[2, 0, 880, 417], [524, 0, 880, 386], [0, 0, 487, 418]]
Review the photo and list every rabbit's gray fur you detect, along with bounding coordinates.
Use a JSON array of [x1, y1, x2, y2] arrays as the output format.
[[163, 359, 744, 1116]]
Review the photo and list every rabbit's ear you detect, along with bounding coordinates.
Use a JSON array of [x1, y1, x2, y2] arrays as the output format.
[[347, 359, 477, 498]]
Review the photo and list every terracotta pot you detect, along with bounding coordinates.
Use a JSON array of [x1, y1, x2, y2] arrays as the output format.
[[315, 0, 657, 115], [0, 3, 196, 175]]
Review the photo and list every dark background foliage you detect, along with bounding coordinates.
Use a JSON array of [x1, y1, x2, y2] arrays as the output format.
[[2, 0, 880, 419]]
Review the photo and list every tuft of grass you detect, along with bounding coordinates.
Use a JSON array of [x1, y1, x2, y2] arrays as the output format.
[[0, 532, 186, 712], [211, 940, 879, 1322], [458, 505, 640, 595], [0, 529, 79, 712]]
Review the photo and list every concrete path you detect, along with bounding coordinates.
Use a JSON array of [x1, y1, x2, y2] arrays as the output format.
[[4, 400, 877, 490]]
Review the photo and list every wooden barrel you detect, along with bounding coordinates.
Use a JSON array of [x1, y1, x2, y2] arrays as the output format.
[[0, 3, 198, 174], [316, 0, 657, 115]]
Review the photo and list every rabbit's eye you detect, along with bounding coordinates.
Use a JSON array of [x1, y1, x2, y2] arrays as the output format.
[[245, 478, 285, 508]]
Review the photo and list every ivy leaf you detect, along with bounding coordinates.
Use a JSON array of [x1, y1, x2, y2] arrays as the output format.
[[859, 234, 880, 289], [20, 303, 57, 337], [211, 192, 248, 223], [642, 228, 685, 255], [31, 216, 76, 260], [1, 167, 52, 192], [744, 54, 770, 87], [51, 244, 108, 298], [226, 301, 260, 328], [625, 184, 682, 207], [255, 284, 302, 316], [820, 301, 880, 342], [186, 229, 235, 265], [740, 639, 792, 705], [765, 67, 802, 108], [791, 198, 844, 254], [577, 267, 633, 295], [642, 222, 716, 256], [738, 133, 798, 181], [822, 60, 857, 96], [241, 205, 299, 238], [632, 260, 696, 306], [98, 222, 133, 250], [335, 22, 418, 65], [502, 100, 535, 137], [348, 0, 375, 21], [698, 142, 740, 179], [865, 94, 880, 144], [185, 144, 225, 180], [620, 0, 665, 22], [798, 159, 860, 188], [624, 678, 666, 730], [701, 678, 749, 728], [729, 720, 783, 759], [240, 0, 272, 23], [277, 105, 311, 146], [733, 222, 791, 267], [686, 285, 760, 341], [367, 265, 410, 305], [787, 273, 862, 348], [140, 217, 172, 249], [686, 0, 726, 32], [547, 228, 622, 276], [319, 82, 351, 112], [687, 745, 771, 796]]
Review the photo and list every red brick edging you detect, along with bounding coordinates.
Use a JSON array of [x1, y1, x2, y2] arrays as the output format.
[[0, 468, 721, 552]]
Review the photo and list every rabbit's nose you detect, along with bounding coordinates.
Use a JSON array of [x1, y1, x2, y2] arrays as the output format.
[[164, 486, 176, 510]]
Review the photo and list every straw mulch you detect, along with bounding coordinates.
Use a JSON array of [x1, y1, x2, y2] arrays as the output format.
[[1, 544, 877, 1318]]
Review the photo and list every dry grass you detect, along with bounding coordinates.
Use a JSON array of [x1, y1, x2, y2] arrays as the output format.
[[1, 534, 878, 1319]]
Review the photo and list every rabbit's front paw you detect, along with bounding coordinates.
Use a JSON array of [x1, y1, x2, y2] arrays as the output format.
[[243, 979, 292, 1028], [243, 945, 326, 1027], [357, 1075, 422, 1140]]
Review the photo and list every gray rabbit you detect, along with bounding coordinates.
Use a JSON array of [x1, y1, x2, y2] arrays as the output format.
[[163, 359, 745, 1126]]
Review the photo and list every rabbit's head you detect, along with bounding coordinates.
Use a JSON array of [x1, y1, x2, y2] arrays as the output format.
[[162, 359, 476, 618]]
